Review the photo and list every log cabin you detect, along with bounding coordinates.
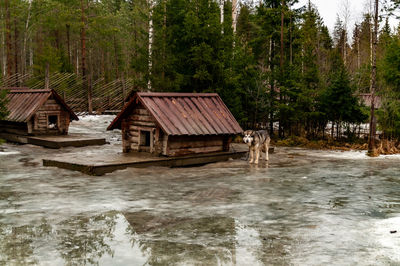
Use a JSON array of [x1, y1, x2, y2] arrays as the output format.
[[0, 88, 78, 136], [107, 92, 243, 156]]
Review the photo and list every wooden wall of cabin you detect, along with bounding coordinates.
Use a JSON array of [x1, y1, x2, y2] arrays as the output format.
[[31, 96, 71, 135], [0, 121, 28, 135], [166, 135, 232, 156], [122, 102, 164, 154]]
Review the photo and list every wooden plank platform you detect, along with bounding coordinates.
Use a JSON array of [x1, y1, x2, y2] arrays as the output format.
[[43, 150, 247, 176], [0, 133, 106, 149]]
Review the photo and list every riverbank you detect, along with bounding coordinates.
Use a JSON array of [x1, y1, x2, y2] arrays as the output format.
[[275, 136, 368, 151], [273, 136, 400, 156]]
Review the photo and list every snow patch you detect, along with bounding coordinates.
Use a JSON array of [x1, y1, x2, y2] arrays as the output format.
[[77, 114, 115, 122], [314, 150, 400, 160], [0, 150, 20, 156]]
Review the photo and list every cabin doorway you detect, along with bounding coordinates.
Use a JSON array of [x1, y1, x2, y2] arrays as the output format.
[[140, 130, 151, 146], [47, 114, 59, 129], [139, 129, 154, 152]]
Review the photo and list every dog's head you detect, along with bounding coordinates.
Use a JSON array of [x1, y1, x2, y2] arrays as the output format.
[[243, 130, 254, 146]]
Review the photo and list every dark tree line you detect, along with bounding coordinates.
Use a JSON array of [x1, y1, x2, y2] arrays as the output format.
[[1, 0, 400, 141]]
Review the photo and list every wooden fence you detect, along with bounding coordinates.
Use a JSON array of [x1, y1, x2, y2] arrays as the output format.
[[1, 73, 137, 114]]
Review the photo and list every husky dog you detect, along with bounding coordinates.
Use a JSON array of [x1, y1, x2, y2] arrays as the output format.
[[243, 130, 271, 164]]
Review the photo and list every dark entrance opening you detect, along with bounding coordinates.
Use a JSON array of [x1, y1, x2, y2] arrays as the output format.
[[140, 130, 151, 147], [48, 115, 58, 129]]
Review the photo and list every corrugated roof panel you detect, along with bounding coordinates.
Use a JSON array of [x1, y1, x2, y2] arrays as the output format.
[[176, 97, 207, 135], [171, 97, 205, 135], [180, 97, 213, 135], [137, 93, 243, 136], [5, 90, 50, 122], [204, 97, 230, 133], [2, 88, 78, 123], [151, 97, 188, 135], [195, 96, 225, 134]]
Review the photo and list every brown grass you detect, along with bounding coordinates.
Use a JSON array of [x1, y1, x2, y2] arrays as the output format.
[[235, 134, 400, 156], [275, 136, 368, 151]]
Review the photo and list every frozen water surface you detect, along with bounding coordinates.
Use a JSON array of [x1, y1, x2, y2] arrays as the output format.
[[1, 116, 400, 265]]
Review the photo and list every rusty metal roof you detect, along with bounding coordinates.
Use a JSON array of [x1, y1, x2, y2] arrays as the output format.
[[108, 92, 243, 135], [2, 88, 79, 123]]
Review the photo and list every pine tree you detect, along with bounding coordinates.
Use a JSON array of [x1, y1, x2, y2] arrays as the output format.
[[0, 89, 8, 120], [297, 2, 322, 137], [321, 52, 367, 138]]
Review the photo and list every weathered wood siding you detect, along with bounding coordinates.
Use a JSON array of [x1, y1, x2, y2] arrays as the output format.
[[121, 102, 162, 153], [0, 121, 28, 135], [32, 97, 70, 135], [166, 135, 231, 156]]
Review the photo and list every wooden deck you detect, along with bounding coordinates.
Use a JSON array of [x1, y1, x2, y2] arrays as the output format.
[[0, 133, 106, 149], [43, 150, 247, 176]]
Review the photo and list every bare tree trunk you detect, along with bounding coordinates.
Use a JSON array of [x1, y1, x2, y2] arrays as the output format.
[[81, 0, 92, 113], [114, 35, 119, 79], [289, 13, 292, 65], [121, 74, 126, 105], [356, 25, 360, 69], [1, 16, 6, 78], [301, 46, 304, 75], [369, 5, 373, 72], [368, 0, 378, 156], [22, 0, 31, 76], [14, 16, 19, 86], [254, 79, 260, 129], [340, 0, 350, 65], [29, 39, 33, 72], [162, 0, 166, 85], [44, 63, 49, 90], [269, 40, 275, 136], [5, 0, 12, 79], [219, 0, 224, 26], [75, 42, 79, 74], [147, 0, 154, 91], [279, 0, 285, 138], [280, 0, 284, 72], [232, 0, 238, 32], [66, 24, 71, 65]]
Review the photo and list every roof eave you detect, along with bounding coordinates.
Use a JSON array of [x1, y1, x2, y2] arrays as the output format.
[[50, 90, 79, 121], [107, 94, 138, 130]]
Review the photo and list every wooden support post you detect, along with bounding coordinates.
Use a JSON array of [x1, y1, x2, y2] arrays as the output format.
[[162, 134, 168, 156], [122, 120, 130, 153]]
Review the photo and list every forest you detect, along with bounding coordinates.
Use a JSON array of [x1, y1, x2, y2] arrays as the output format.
[[1, 0, 400, 152]]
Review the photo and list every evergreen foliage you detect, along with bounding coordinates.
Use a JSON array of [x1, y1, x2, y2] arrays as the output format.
[[0, 89, 8, 120], [0, 0, 397, 141]]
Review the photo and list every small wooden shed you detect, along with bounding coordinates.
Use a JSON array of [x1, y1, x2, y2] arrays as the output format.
[[108, 92, 243, 156], [0, 88, 78, 136]]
